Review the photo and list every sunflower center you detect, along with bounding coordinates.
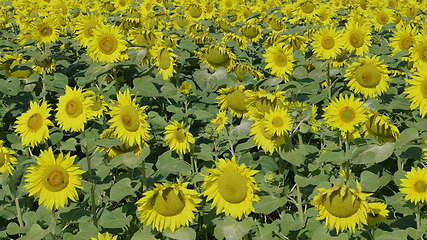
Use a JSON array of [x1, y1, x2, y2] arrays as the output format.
[[90, 97, 103, 111], [98, 36, 118, 55], [242, 26, 259, 39], [321, 36, 335, 50], [399, 36, 414, 51], [188, 5, 202, 18], [174, 129, 186, 143], [301, 2, 315, 14], [119, 0, 127, 7], [39, 25, 53, 37], [376, 12, 389, 25], [356, 63, 381, 88], [120, 106, 140, 132], [225, 90, 248, 112], [339, 107, 355, 123], [419, 46, 427, 62], [414, 180, 427, 193], [206, 47, 229, 66], [159, 48, 171, 70], [65, 98, 83, 118], [273, 51, 288, 67], [43, 167, 69, 192], [217, 169, 248, 203], [349, 32, 364, 48], [324, 189, 361, 218], [271, 116, 284, 128], [153, 188, 186, 216], [27, 113, 43, 130]]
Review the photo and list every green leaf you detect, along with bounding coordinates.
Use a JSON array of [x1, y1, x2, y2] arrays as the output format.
[[110, 178, 136, 202], [110, 152, 143, 169], [97, 138, 123, 148], [214, 217, 254, 240], [254, 195, 286, 215], [155, 151, 192, 177], [360, 171, 381, 192], [133, 76, 159, 97], [6, 222, 21, 235], [395, 128, 419, 150], [21, 224, 49, 240], [131, 228, 157, 240], [60, 138, 78, 151], [53, 73, 68, 89], [352, 143, 394, 165], [98, 208, 129, 229], [0, 77, 20, 96], [163, 227, 196, 240]]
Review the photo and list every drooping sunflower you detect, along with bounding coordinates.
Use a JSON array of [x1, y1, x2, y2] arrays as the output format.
[[312, 26, 344, 60], [75, 15, 105, 47], [152, 45, 177, 80], [91, 233, 117, 240], [87, 24, 128, 63], [108, 90, 151, 147], [32, 17, 60, 45], [366, 202, 389, 226], [231, 62, 263, 81], [249, 120, 286, 154], [202, 156, 260, 219], [342, 20, 371, 56], [246, 88, 287, 119], [164, 121, 195, 155], [15, 100, 53, 147], [97, 128, 143, 158], [264, 43, 294, 82], [410, 35, 427, 71], [211, 111, 229, 132], [263, 107, 292, 136], [136, 180, 201, 232], [24, 148, 85, 210], [197, 44, 236, 71], [404, 70, 427, 118], [323, 94, 368, 133], [345, 56, 390, 98], [400, 167, 427, 204], [55, 86, 93, 132], [216, 85, 250, 118], [0, 140, 17, 175], [185, 3, 205, 20], [389, 23, 417, 55], [240, 21, 263, 42], [363, 111, 400, 143], [83, 90, 108, 119], [312, 183, 371, 233]]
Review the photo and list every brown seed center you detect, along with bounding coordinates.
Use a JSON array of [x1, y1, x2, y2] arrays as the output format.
[[321, 36, 335, 50], [153, 188, 186, 216], [340, 107, 355, 123], [98, 36, 117, 55], [27, 113, 43, 130], [217, 169, 248, 203], [120, 106, 140, 132], [65, 98, 83, 118], [323, 188, 361, 218], [414, 180, 427, 193], [349, 32, 364, 48], [43, 168, 69, 192]]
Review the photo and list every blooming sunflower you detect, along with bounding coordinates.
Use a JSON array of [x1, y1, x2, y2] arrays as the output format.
[[263, 107, 292, 136], [32, 17, 60, 45], [312, 183, 371, 233], [152, 45, 176, 80], [363, 111, 400, 143], [323, 94, 368, 133], [400, 167, 427, 204], [370, 7, 393, 31], [202, 157, 260, 219], [55, 86, 92, 132], [83, 90, 108, 119], [136, 180, 201, 232], [197, 44, 236, 71], [390, 23, 417, 55], [87, 24, 128, 63], [410, 35, 427, 71], [75, 15, 105, 47], [240, 21, 262, 42], [342, 20, 371, 56], [216, 85, 250, 118], [249, 120, 285, 154], [312, 27, 344, 60], [24, 148, 85, 210], [344, 56, 390, 98], [366, 202, 389, 226], [108, 90, 151, 147], [164, 121, 195, 155], [404, 70, 427, 118], [211, 111, 229, 132], [0, 140, 17, 175], [264, 43, 294, 82], [15, 100, 53, 147], [91, 233, 117, 240], [246, 88, 287, 119]]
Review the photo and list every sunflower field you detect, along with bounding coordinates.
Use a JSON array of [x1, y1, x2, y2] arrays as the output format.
[[1, 0, 427, 239]]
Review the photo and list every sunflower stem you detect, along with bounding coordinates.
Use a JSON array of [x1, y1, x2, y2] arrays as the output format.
[[396, 154, 403, 172], [295, 183, 305, 226], [416, 203, 421, 232], [85, 142, 97, 227], [14, 197, 24, 228], [327, 62, 331, 100]]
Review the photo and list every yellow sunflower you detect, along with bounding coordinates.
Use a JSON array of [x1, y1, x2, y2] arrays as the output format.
[[249, 120, 285, 154], [55, 86, 92, 132], [231, 62, 263, 81], [97, 128, 143, 158], [370, 7, 393, 31], [363, 111, 400, 143], [179, 81, 192, 94], [15, 100, 53, 147], [404, 70, 427, 118], [83, 90, 108, 119], [312, 26, 344, 60], [164, 121, 195, 155], [342, 20, 371, 56], [240, 21, 263, 42], [24, 148, 85, 210], [390, 23, 417, 55], [185, 3, 206, 20], [75, 15, 105, 47], [216, 85, 250, 118], [202, 156, 260, 219], [246, 88, 287, 120], [366, 202, 389, 226], [345, 56, 390, 98], [0, 140, 17, 175], [264, 43, 294, 82], [152, 45, 176, 80], [108, 90, 151, 147], [32, 17, 60, 45], [87, 24, 128, 63], [323, 94, 368, 133], [400, 167, 427, 204], [263, 107, 292, 136], [197, 44, 236, 71], [136, 180, 201, 232], [211, 111, 229, 132], [410, 34, 427, 71], [312, 183, 371, 233], [91, 233, 117, 240]]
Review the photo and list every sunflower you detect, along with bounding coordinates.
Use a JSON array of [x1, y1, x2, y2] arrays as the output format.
[[56, 86, 92, 132], [97, 128, 143, 158], [197, 44, 236, 71], [345, 56, 390, 98], [202, 156, 260, 219], [24, 148, 85, 210], [342, 20, 371, 56], [263, 107, 292, 136], [87, 24, 128, 63], [240, 21, 262, 42], [312, 27, 344, 60], [179, 81, 192, 94], [164, 121, 195, 155], [264, 43, 294, 82], [246, 89, 287, 119], [312, 183, 371, 233], [400, 167, 427, 204], [108, 90, 151, 147], [249, 120, 286, 154], [152, 45, 176, 80], [91, 233, 117, 240], [404, 70, 427, 118], [216, 85, 250, 118], [370, 7, 393, 31], [0, 140, 17, 175], [83, 90, 108, 119], [211, 111, 229, 132], [410, 35, 427, 71], [389, 23, 417, 55], [136, 180, 201, 232], [32, 17, 60, 45], [32, 57, 56, 74], [15, 100, 53, 147], [231, 62, 263, 81], [185, 3, 205, 20], [323, 94, 368, 133], [75, 15, 105, 47], [366, 202, 389, 226], [363, 111, 400, 143]]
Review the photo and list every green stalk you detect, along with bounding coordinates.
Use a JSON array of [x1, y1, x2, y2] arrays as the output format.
[[85, 143, 97, 227], [15, 198, 24, 228], [416, 203, 421, 232]]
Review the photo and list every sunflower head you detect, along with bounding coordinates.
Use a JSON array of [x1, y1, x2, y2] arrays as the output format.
[[217, 85, 250, 118], [263, 107, 292, 136], [164, 121, 195, 155], [366, 202, 389, 226], [400, 167, 427, 204], [264, 43, 295, 82], [404, 70, 427, 117], [198, 44, 236, 71], [87, 24, 128, 63], [363, 111, 400, 143], [240, 22, 262, 42], [0, 140, 17, 175], [91, 232, 118, 240]]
